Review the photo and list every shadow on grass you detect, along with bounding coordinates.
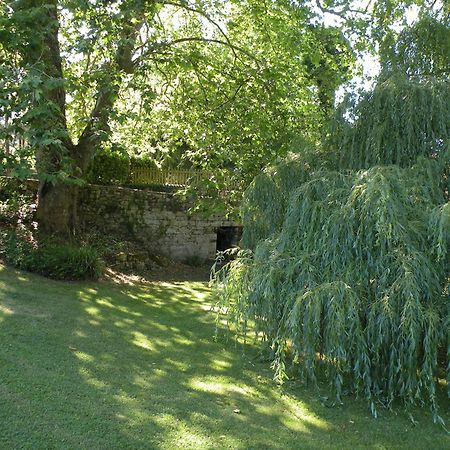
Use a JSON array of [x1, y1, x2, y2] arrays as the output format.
[[0, 265, 448, 449]]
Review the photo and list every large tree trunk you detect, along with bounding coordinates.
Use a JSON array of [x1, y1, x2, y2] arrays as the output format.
[[36, 181, 79, 234], [26, 0, 77, 234], [35, 141, 94, 234]]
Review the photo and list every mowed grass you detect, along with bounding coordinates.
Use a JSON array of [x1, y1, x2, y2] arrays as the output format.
[[0, 265, 448, 450]]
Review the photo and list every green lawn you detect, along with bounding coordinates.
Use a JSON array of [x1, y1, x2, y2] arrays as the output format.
[[0, 265, 448, 450]]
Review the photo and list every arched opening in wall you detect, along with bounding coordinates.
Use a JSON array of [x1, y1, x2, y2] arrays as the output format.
[[216, 226, 243, 253]]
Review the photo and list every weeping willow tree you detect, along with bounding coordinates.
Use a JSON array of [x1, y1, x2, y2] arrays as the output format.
[[213, 74, 450, 420]]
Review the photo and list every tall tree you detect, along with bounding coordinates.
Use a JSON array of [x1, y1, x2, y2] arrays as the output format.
[[212, 9, 450, 419], [1, 0, 356, 232], [108, 1, 354, 214], [3, 0, 151, 232]]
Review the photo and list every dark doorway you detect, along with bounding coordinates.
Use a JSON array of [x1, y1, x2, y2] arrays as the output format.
[[216, 226, 243, 252]]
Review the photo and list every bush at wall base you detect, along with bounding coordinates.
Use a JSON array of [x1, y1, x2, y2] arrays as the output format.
[[0, 231, 104, 281]]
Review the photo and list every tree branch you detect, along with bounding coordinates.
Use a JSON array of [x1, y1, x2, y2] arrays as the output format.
[[210, 77, 251, 112], [163, 1, 238, 61], [315, 0, 372, 19], [134, 37, 260, 68], [76, 17, 143, 169]]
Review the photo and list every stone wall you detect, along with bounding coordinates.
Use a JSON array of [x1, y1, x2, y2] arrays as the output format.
[[78, 184, 238, 262], [1, 178, 239, 262]]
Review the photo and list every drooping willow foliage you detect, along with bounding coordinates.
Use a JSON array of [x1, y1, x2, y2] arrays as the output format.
[[381, 15, 450, 80], [212, 75, 450, 419]]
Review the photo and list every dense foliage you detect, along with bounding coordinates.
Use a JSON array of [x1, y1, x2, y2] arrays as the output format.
[[2, 0, 439, 232], [0, 1, 354, 176], [87, 143, 130, 186], [111, 2, 354, 181], [213, 75, 450, 420], [0, 230, 103, 280]]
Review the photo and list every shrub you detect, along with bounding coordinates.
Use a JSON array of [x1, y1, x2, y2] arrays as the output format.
[[0, 231, 104, 280], [32, 244, 104, 280], [0, 178, 36, 224], [0, 229, 35, 267], [129, 154, 158, 169], [87, 143, 130, 185]]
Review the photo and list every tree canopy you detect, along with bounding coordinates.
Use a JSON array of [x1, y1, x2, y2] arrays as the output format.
[[0, 0, 358, 229], [2, 0, 446, 230]]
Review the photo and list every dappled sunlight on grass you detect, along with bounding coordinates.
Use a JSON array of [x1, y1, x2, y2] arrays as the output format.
[[85, 306, 101, 316], [132, 331, 156, 351], [0, 303, 13, 315], [189, 377, 259, 397], [188, 374, 328, 435], [153, 414, 213, 450], [210, 358, 232, 371], [74, 351, 94, 363], [0, 264, 448, 449], [79, 368, 109, 390], [87, 319, 101, 326]]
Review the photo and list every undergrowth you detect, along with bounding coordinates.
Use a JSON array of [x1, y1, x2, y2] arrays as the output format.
[[0, 229, 103, 281]]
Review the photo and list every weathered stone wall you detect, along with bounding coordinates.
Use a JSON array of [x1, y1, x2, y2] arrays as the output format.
[[78, 184, 237, 261], [1, 178, 238, 261]]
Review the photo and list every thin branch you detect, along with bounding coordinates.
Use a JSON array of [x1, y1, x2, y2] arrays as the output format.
[[210, 77, 251, 112], [164, 1, 238, 61], [315, 0, 372, 19], [134, 37, 260, 68], [153, 60, 172, 98], [76, 18, 143, 168], [190, 61, 210, 104], [156, 11, 168, 39]]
